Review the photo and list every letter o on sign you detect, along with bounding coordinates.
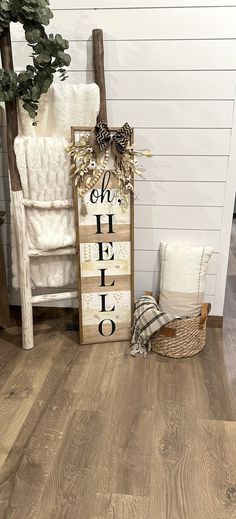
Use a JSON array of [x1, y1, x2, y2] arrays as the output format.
[[98, 319, 116, 336]]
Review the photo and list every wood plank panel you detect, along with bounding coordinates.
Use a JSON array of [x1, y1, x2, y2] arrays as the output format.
[[135, 228, 221, 251], [10, 8, 236, 41], [0, 175, 10, 201], [1, 128, 231, 156], [0, 127, 7, 153], [82, 322, 131, 344], [12, 40, 236, 72], [134, 290, 216, 309], [93, 493, 149, 519], [45, 70, 236, 100], [134, 250, 219, 274], [135, 129, 231, 155], [1, 131, 228, 163], [105, 71, 236, 100], [193, 420, 236, 518], [0, 222, 223, 250], [0, 152, 8, 176], [78, 224, 130, 243], [81, 275, 130, 293], [50, 1, 236, 7], [107, 100, 233, 128], [1, 223, 10, 246], [137, 156, 228, 182], [76, 40, 236, 71], [134, 206, 223, 229], [135, 270, 216, 294], [135, 181, 225, 206], [0, 322, 65, 468], [2, 206, 225, 245]]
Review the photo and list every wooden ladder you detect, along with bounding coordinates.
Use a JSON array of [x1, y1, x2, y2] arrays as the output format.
[[0, 28, 107, 349]]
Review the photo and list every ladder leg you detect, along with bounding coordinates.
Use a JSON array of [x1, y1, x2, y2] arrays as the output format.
[[12, 191, 34, 349]]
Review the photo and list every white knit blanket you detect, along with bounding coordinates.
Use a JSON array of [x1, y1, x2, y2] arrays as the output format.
[[12, 83, 100, 288], [18, 83, 100, 138]]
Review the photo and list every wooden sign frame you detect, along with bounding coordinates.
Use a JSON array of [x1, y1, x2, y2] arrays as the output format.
[[71, 126, 134, 345]]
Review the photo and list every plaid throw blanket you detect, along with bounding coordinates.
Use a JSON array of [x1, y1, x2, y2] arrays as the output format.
[[130, 295, 175, 357]]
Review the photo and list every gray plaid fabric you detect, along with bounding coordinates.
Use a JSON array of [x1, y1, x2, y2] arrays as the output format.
[[130, 295, 175, 357]]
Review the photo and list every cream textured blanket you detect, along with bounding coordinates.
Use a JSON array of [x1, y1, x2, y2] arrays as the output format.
[[12, 83, 100, 288], [18, 83, 100, 138]]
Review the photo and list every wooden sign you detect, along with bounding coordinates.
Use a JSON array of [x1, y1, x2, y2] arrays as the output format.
[[71, 126, 134, 345]]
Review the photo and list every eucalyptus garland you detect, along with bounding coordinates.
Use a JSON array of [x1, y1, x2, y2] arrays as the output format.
[[0, 0, 71, 121]]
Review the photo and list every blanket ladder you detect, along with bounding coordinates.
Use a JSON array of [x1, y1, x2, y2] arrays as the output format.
[[1, 28, 107, 349]]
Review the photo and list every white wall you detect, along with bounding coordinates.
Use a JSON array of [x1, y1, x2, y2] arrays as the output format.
[[1, 0, 236, 315]]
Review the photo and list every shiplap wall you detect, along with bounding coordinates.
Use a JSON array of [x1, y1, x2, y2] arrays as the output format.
[[1, 1, 236, 315]]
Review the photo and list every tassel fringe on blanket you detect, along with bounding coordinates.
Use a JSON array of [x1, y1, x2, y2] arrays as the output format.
[[130, 295, 176, 357]]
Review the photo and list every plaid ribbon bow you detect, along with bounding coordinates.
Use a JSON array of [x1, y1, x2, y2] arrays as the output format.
[[89, 121, 133, 157]]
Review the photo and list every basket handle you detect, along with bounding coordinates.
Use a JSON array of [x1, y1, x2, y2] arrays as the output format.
[[159, 327, 176, 338], [160, 303, 211, 335], [199, 302, 211, 327]]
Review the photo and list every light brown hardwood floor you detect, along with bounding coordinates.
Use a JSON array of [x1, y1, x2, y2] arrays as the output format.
[[1, 223, 236, 518]]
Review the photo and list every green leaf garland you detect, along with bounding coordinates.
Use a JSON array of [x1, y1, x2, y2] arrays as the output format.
[[0, 0, 71, 121]]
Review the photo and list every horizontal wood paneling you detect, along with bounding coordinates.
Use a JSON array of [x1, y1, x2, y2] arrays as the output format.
[[2, 2, 235, 316], [134, 206, 223, 229], [4, 241, 220, 275], [1, 225, 221, 252], [134, 292, 216, 311], [137, 156, 228, 181], [0, 154, 229, 182], [10, 8, 236, 41], [135, 270, 216, 294], [8, 288, 216, 310], [12, 41, 236, 72], [135, 228, 221, 251], [107, 100, 233, 128], [7, 288, 217, 311], [134, 250, 219, 274], [135, 181, 225, 206], [0, 129, 230, 155]]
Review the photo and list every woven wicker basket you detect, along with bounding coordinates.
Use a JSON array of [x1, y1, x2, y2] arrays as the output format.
[[151, 302, 211, 358]]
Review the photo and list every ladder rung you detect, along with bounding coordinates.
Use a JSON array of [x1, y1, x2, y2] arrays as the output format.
[[31, 291, 78, 304], [28, 247, 76, 257], [23, 198, 73, 209]]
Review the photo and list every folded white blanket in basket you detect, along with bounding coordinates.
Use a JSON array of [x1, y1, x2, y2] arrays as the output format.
[[12, 83, 100, 288]]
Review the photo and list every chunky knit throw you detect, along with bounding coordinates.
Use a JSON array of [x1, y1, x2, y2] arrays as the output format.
[[12, 83, 100, 288]]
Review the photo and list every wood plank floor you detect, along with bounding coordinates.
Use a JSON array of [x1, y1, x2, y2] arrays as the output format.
[[1, 224, 236, 518]]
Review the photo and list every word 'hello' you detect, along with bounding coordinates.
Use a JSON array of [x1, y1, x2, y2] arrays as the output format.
[[90, 172, 117, 337]]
